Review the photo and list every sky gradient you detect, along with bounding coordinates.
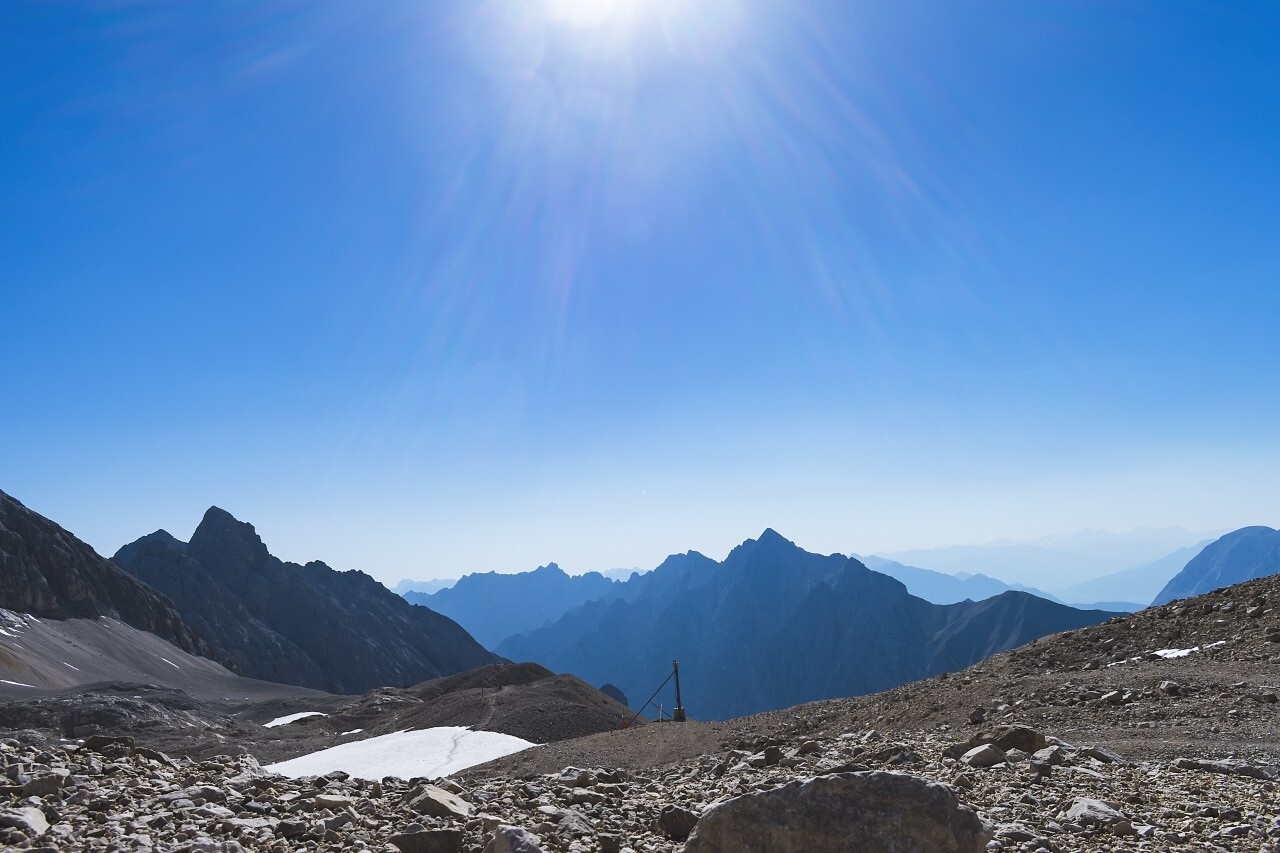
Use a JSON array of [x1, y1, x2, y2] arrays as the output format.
[[4, 1, 1278, 583]]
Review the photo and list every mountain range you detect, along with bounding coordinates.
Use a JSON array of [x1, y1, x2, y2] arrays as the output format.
[[407, 563, 620, 649], [497, 529, 1117, 719], [112, 507, 499, 693], [880, 526, 1218, 591], [855, 554, 1057, 605]]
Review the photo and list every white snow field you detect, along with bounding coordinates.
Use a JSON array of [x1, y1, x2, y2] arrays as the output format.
[[264, 727, 534, 780], [262, 711, 329, 728]]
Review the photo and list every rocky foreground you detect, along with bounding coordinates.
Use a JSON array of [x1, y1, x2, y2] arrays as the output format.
[[2, 575, 1279, 851], [2, 716, 1278, 852]]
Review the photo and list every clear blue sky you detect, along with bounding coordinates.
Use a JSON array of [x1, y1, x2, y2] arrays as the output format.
[[4, 1, 1278, 583]]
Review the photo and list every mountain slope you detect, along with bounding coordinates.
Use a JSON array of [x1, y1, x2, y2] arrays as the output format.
[[1151, 526, 1280, 605], [409, 563, 620, 649], [497, 530, 1114, 720], [113, 508, 500, 693], [0, 489, 211, 657]]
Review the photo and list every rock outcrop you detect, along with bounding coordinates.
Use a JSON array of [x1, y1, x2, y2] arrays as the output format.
[[0, 489, 211, 657], [113, 507, 500, 693]]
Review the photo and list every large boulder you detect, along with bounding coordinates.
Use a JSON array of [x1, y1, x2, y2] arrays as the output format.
[[683, 771, 990, 853]]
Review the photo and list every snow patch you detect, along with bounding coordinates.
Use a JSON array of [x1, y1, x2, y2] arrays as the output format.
[[1154, 640, 1226, 659], [340, 729, 363, 736], [0, 679, 34, 688], [159, 657, 180, 669], [264, 727, 533, 780], [262, 712, 328, 728], [62, 662, 80, 671], [1108, 640, 1227, 667]]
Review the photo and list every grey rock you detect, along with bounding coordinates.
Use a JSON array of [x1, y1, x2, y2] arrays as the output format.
[[484, 825, 545, 853], [20, 774, 64, 797], [403, 783, 474, 818], [1066, 797, 1130, 831], [961, 744, 1006, 768], [683, 771, 990, 852], [659, 804, 699, 841], [0, 806, 50, 836], [391, 828, 465, 853], [1175, 757, 1276, 780]]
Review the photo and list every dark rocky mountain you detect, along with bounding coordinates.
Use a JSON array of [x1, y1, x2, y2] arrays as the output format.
[[112, 507, 500, 694], [1152, 526, 1280, 605], [409, 563, 620, 649], [497, 530, 1116, 720], [0, 489, 211, 658]]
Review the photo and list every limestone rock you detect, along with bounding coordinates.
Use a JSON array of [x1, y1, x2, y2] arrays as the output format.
[[0, 806, 50, 836], [659, 804, 699, 841], [390, 828, 464, 853], [484, 825, 545, 853], [403, 783, 474, 818], [682, 771, 990, 852], [960, 744, 1006, 768]]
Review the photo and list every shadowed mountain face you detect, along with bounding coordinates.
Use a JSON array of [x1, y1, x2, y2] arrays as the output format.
[[113, 508, 500, 694], [497, 530, 1116, 720], [1152, 526, 1280, 605], [0, 490, 211, 658], [408, 563, 620, 649]]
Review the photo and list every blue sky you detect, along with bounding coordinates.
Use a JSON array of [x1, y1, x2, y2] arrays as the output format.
[[3, 1, 1278, 583]]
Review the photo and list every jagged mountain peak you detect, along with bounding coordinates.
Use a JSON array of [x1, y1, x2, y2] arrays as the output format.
[[114, 509, 499, 693], [188, 506, 271, 566]]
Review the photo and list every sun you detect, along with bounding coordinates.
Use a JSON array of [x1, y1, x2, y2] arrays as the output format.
[[545, 0, 643, 31]]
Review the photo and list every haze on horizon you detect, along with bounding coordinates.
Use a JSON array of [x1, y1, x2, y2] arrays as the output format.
[[4, 1, 1278, 586]]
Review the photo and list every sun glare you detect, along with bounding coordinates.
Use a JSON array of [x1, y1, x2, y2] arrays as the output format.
[[545, 0, 642, 30]]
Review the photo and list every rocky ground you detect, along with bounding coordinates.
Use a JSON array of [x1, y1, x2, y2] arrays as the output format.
[[0, 577, 1277, 851], [1, 717, 1276, 852]]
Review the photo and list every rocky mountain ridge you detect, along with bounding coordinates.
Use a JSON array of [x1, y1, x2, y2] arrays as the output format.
[[409, 564, 620, 650], [112, 507, 500, 694], [0, 490, 211, 659], [498, 530, 1117, 720]]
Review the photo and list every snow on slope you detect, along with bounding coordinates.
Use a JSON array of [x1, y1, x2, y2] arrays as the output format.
[[263, 711, 328, 728], [264, 727, 533, 780]]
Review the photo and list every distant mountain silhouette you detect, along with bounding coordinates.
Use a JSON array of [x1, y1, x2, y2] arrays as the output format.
[[113, 508, 500, 693], [392, 578, 457, 596], [1059, 541, 1211, 607], [407, 563, 620, 649], [1151, 526, 1280, 605], [882, 527, 1217, 590], [0, 489, 211, 658], [857, 555, 1056, 604], [498, 529, 1116, 720]]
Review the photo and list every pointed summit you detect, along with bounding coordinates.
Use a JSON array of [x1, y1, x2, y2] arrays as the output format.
[[757, 528, 792, 546], [187, 507, 272, 578]]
